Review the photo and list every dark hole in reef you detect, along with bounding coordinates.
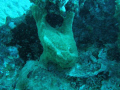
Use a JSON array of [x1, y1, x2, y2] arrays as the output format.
[[46, 13, 63, 28], [107, 46, 120, 61], [79, 8, 90, 18], [7, 14, 43, 62]]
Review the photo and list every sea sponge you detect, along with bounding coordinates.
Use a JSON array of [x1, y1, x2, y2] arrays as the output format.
[[32, 5, 78, 68]]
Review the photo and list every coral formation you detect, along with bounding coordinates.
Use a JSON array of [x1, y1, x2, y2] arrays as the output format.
[[1, 0, 120, 90], [15, 61, 75, 90], [0, 0, 32, 26]]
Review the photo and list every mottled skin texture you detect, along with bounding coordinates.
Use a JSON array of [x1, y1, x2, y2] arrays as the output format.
[[32, 5, 78, 68]]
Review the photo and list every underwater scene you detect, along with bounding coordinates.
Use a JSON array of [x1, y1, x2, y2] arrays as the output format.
[[0, 0, 120, 90]]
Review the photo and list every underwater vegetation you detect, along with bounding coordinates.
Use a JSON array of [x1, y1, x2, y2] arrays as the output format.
[[0, 0, 120, 90]]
